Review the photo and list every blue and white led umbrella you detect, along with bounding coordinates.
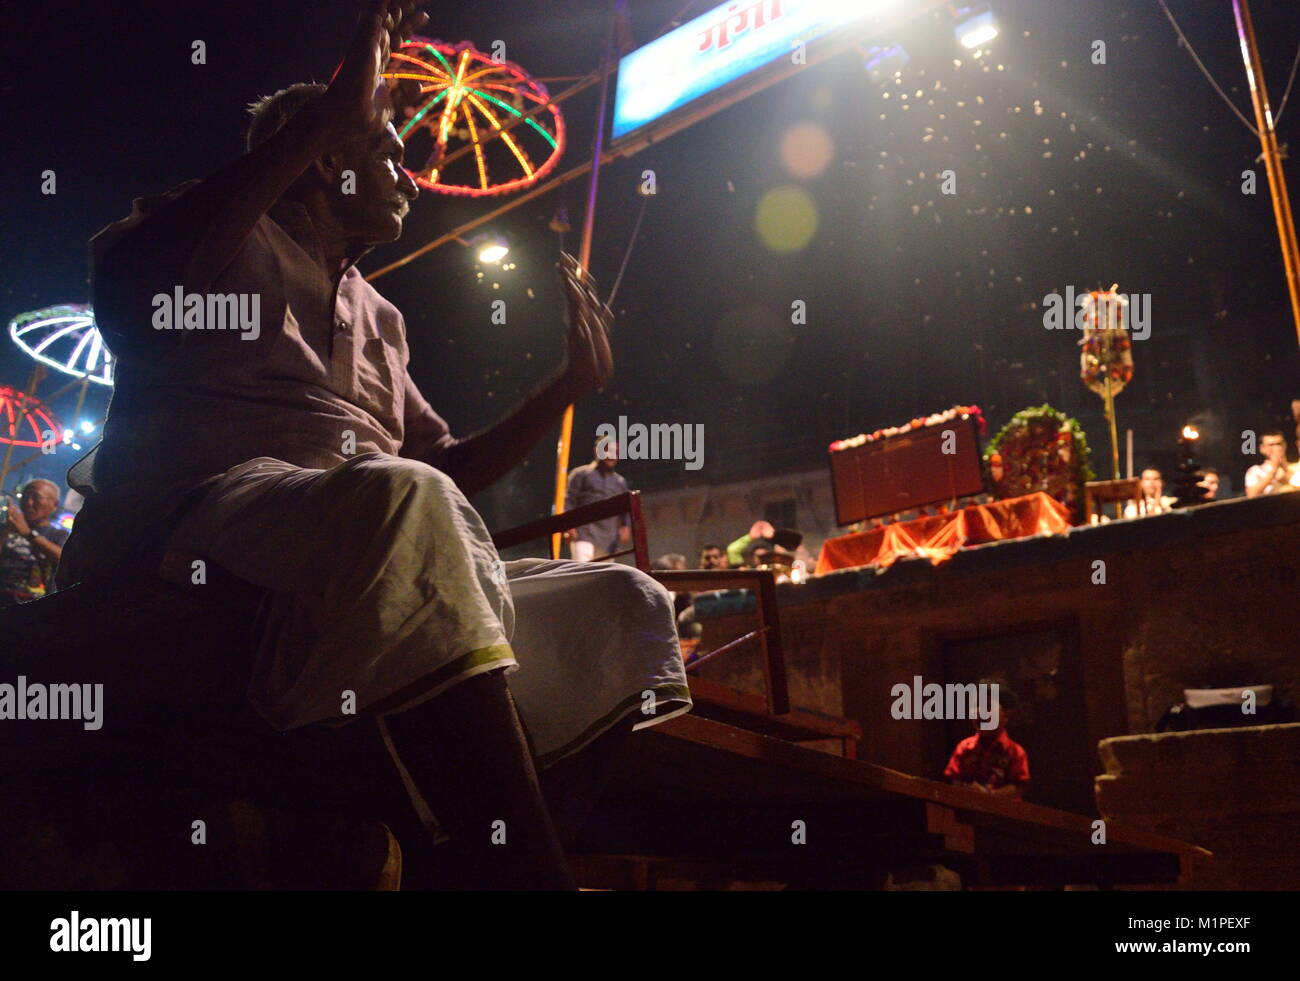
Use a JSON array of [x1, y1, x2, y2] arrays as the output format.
[[8, 303, 114, 387]]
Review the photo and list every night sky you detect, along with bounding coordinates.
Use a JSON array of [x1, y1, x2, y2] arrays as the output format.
[[3, 0, 1299, 531]]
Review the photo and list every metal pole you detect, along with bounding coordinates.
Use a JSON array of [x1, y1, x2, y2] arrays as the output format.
[[550, 5, 617, 559], [1233, 0, 1300, 349]]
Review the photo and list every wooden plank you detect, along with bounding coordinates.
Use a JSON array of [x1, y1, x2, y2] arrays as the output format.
[[687, 677, 861, 755], [645, 715, 1207, 863]]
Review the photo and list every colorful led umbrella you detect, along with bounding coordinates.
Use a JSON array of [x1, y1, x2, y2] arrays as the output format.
[[8, 304, 113, 387], [0, 386, 62, 450], [382, 38, 566, 197]]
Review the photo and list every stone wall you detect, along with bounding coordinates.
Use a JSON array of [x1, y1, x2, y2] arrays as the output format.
[[1096, 724, 1300, 889], [696, 492, 1300, 816]]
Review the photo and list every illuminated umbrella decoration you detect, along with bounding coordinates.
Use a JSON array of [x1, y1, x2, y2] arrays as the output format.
[[8, 303, 114, 386], [382, 38, 565, 197], [1078, 286, 1133, 481], [0, 386, 62, 449]]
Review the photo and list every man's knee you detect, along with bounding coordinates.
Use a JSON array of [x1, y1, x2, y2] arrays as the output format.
[[336, 454, 463, 510], [582, 563, 673, 618]]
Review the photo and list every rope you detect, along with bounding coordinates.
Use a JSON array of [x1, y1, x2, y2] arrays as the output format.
[[1275, 40, 1300, 124], [605, 189, 649, 307], [1155, 0, 1258, 137]]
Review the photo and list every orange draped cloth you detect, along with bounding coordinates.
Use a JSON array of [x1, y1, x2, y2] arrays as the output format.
[[815, 492, 1072, 575]]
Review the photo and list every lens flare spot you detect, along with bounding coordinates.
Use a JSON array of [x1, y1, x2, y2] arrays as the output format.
[[755, 186, 819, 253], [779, 121, 834, 179]]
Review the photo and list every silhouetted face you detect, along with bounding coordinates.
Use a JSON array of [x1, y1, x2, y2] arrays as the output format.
[[20, 482, 58, 524], [1261, 434, 1287, 464], [700, 547, 727, 570], [596, 440, 619, 471], [330, 122, 419, 245], [973, 705, 1009, 739], [1140, 469, 1162, 498]]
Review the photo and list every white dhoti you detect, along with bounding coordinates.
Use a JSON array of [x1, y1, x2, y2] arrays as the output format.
[[166, 452, 692, 766]]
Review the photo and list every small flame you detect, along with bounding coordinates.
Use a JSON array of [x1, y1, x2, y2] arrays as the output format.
[[1182, 425, 1200, 441]]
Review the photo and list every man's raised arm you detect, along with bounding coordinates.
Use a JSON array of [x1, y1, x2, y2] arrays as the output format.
[[95, 2, 427, 323]]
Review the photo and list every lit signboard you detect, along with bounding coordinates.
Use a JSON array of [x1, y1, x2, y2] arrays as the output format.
[[612, 0, 908, 143]]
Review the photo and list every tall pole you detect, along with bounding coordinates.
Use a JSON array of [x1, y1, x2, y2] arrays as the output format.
[[1233, 0, 1300, 349], [550, 5, 617, 559], [1103, 374, 1120, 481]]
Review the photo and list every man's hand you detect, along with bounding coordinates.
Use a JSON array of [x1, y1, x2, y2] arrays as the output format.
[[319, 0, 429, 142], [749, 520, 775, 540], [4, 502, 30, 537], [558, 252, 614, 399], [431, 254, 612, 497]]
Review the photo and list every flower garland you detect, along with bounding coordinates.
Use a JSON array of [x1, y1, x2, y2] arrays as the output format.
[[829, 405, 986, 453], [1077, 289, 1134, 396], [983, 404, 1094, 516]]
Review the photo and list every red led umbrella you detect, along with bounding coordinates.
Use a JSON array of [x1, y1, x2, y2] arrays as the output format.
[[0, 385, 61, 449], [0, 382, 65, 491]]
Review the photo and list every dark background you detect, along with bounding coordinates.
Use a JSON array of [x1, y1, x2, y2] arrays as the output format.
[[2, 0, 1298, 530]]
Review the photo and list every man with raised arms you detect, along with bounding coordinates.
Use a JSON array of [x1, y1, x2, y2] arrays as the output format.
[[59, 0, 690, 889]]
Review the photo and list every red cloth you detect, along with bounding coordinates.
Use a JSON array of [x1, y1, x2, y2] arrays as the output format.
[[814, 492, 1071, 574], [944, 729, 1030, 789]]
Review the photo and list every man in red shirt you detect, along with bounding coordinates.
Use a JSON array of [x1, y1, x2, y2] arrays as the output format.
[[944, 682, 1030, 798]]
